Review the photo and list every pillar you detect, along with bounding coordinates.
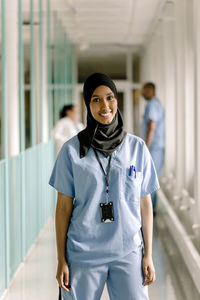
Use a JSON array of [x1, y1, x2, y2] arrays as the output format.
[[6, 0, 19, 156], [194, 0, 200, 224], [124, 51, 133, 134]]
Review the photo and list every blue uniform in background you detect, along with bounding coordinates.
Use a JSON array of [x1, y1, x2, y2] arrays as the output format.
[[49, 133, 159, 299], [142, 97, 165, 213]]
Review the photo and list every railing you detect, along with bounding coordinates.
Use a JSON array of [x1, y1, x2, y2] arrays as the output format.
[[157, 188, 200, 295], [0, 140, 56, 297], [161, 175, 200, 253]]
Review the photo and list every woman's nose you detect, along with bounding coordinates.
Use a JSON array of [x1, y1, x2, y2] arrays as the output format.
[[101, 99, 109, 109]]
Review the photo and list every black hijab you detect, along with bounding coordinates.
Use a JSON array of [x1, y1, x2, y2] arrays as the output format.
[[78, 73, 127, 158]]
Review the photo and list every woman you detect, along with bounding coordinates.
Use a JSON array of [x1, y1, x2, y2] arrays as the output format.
[[52, 104, 84, 155], [49, 73, 159, 300]]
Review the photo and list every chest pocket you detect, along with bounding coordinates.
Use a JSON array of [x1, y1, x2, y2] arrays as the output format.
[[124, 169, 143, 203]]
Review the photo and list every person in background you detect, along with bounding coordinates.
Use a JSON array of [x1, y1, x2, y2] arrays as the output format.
[[53, 105, 84, 155], [141, 82, 165, 217]]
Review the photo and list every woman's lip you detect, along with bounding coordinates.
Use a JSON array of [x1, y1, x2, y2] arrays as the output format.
[[99, 112, 112, 117]]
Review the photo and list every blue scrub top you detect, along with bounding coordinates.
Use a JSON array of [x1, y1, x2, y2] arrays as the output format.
[[142, 97, 165, 150], [49, 133, 159, 266]]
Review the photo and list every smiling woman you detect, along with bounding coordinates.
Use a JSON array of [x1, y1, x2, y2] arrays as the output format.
[[78, 73, 126, 158], [90, 86, 117, 124], [49, 73, 159, 300]]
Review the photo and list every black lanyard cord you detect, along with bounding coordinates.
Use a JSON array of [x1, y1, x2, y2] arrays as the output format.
[[93, 149, 112, 193]]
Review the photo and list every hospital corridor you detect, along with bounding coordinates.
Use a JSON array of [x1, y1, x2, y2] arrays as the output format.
[[0, 0, 200, 300]]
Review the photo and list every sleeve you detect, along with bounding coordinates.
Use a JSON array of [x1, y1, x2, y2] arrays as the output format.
[[49, 144, 75, 198], [140, 143, 160, 198], [146, 102, 159, 122]]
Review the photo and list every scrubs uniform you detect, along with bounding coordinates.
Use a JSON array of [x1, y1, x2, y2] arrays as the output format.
[[49, 133, 159, 300], [142, 97, 165, 213]]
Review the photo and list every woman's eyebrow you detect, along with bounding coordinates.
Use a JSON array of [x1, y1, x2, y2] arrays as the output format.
[[91, 92, 113, 98]]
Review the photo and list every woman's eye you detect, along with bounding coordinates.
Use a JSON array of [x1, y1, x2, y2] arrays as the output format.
[[92, 98, 100, 102], [107, 95, 113, 100]]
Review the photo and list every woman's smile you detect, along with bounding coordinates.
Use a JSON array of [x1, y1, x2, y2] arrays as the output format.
[[99, 110, 112, 118], [90, 85, 117, 124]]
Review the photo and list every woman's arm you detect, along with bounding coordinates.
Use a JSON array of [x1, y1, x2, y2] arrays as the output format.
[[140, 194, 156, 286], [56, 192, 74, 292]]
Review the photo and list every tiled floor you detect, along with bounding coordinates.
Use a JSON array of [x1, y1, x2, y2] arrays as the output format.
[[1, 215, 197, 300]]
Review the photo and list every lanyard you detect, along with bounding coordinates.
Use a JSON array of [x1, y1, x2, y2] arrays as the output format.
[[93, 149, 112, 204]]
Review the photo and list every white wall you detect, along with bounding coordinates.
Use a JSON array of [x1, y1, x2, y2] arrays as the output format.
[[141, 0, 200, 229]]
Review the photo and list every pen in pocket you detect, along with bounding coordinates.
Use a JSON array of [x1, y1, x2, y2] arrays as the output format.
[[129, 165, 136, 178]]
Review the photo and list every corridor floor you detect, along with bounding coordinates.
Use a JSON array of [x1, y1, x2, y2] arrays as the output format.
[[1, 216, 182, 300]]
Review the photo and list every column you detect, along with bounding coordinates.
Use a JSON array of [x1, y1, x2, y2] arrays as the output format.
[[174, 0, 186, 195], [184, 0, 195, 195], [30, 0, 36, 146], [35, 13, 41, 144], [41, 0, 49, 143], [124, 51, 133, 134], [193, 0, 200, 223], [6, 0, 19, 156], [162, 10, 176, 177], [47, 0, 53, 138]]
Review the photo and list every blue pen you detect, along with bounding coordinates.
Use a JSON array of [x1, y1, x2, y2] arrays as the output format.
[[129, 165, 136, 178], [129, 165, 133, 176], [133, 166, 136, 178]]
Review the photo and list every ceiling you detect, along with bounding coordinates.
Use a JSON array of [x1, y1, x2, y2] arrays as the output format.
[[19, 0, 171, 80], [1, 0, 170, 49], [50, 0, 169, 80], [52, 0, 167, 48]]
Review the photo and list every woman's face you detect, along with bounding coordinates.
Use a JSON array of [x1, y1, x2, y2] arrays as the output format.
[[90, 85, 117, 124]]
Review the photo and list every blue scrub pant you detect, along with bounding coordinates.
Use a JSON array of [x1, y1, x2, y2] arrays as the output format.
[[149, 148, 164, 213], [61, 244, 149, 300]]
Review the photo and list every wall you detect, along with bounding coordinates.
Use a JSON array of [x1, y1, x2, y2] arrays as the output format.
[[141, 0, 200, 252]]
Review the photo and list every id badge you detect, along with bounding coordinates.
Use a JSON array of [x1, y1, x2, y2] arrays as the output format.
[[100, 202, 114, 223]]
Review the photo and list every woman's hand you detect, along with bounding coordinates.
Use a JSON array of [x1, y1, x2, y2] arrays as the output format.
[[55, 193, 74, 292], [142, 254, 156, 286], [56, 260, 71, 292]]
